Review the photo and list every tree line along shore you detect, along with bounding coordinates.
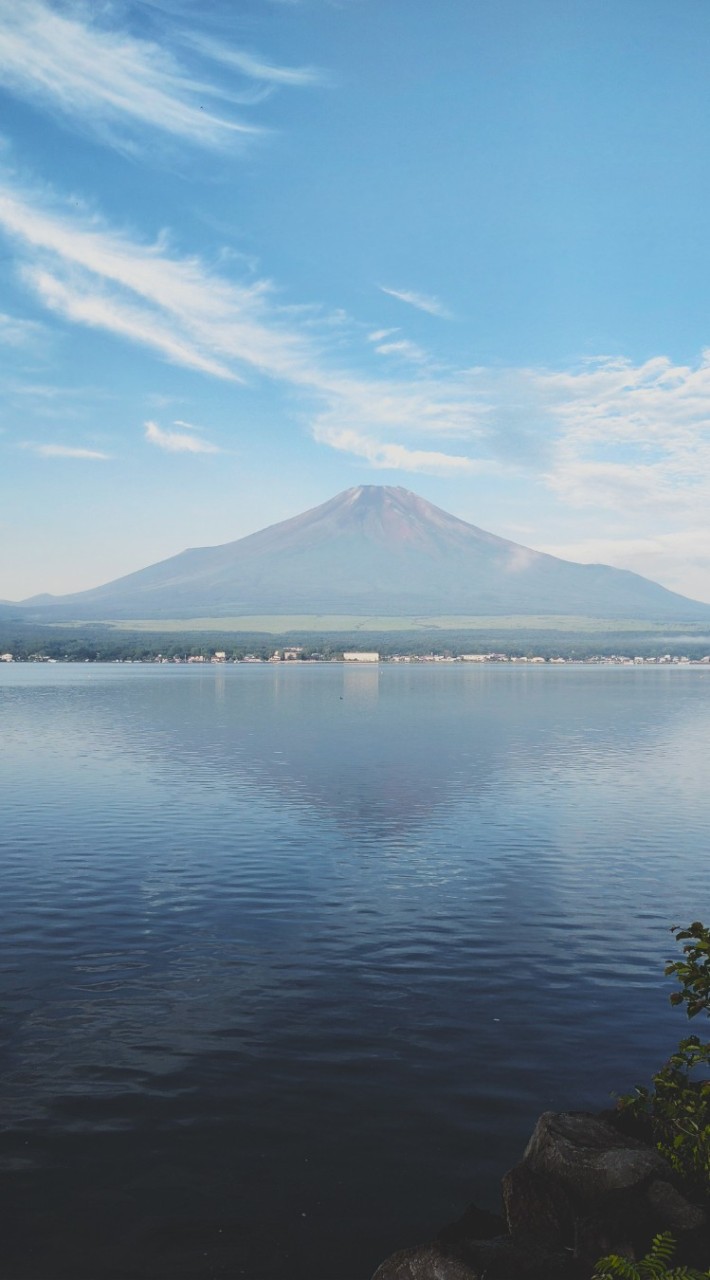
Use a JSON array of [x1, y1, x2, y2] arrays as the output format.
[[3, 620, 710, 665], [3, 648, 710, 667]]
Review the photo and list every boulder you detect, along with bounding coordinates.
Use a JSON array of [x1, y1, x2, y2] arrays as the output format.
[[435, 1201, 506, 1247], [520, 1111, 667, 1199], [502, 1160, 573, 1247], [646, 1179, 707, 1233], [371, 1243, 480, 1280], [506, 1110, 708, 1266], [371, 1236, 574, 1280], [371, 1109, 709, 1279]]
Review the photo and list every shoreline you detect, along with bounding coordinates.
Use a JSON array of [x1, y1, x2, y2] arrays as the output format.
[[3, 653, 710, 666], [371, 1109, 710, 1280]]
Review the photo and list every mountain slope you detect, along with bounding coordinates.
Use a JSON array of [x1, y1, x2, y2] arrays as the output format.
[[18, 486, 710, 621]]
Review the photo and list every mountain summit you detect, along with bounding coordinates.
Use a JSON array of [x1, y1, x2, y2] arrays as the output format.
[[21, 485, 710, 622]]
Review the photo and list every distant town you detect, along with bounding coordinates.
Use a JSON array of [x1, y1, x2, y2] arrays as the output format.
[[3, 648, 710, 666]]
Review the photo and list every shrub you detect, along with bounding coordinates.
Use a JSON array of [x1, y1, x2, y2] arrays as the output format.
[[617, 924, 710, 1198], [592, 1230, 710, 1279], [667, 924, 710, 1021]]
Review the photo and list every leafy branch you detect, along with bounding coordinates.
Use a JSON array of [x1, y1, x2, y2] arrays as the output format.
[[593, 1230, 710, 1279], [617, 924, 710, 1196]]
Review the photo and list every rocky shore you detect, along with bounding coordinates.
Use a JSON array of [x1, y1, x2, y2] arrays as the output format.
[[371, 1110, 709, 1279]]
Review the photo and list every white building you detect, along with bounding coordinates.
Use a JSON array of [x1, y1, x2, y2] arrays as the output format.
[[343, 652, 379, 663]]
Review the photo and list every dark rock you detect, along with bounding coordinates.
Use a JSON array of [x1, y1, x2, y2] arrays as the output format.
[[502, 1160, 573, 1247], [572, 1188, 656, 1265], [371, 1242, 481, 1279], [450, 1235, 576, 1279], [436, 1201, 506, 1248], [371, 1236, 576, 1280], [599, 1105, 654, 1146], [522, 1111, 667, 1199], [646, 1179, 707, 1232], [370, 1108, 710, 1280]]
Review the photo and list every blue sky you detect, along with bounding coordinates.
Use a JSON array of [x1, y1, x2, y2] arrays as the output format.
[[3, 0, 710, 601]]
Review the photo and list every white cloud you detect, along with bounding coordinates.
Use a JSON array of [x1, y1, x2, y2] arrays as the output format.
[[0, 176, 489, 441], [313, 425, 490, 476], [533, 353, 710, 518], [0, 0, 263, 152], [144, 420, 220, 453], [26, 262, 240, 376], [536, 530, 710, 604], [0, 180, 310, 379], [315, 367, 493, 444], [25, 443, 110, 459], [379, 286, 452, 319], [374, 338, 428, 363], [545, 457, 691, 512], [186, 37, 327, 88], [26, 266, 239, 380], [0, 311, 43, 346], [5, 170, 710, 596]]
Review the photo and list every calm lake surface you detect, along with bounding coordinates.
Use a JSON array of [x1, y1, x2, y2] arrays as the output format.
[[1, 662, 709, 1279]]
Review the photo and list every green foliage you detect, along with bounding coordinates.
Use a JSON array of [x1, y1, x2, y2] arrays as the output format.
[[619, 1042, 710, 1192], [593, 1231, 710, 1279], [667, 924, 710, 1021], [5, 619, 710, 662], [617, 924, 710, 1197]]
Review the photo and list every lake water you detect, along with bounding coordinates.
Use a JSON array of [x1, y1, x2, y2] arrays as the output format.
[[1, 662, 709, 1279]]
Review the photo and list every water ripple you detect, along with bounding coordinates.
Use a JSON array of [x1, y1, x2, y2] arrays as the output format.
[[1, 664, 708, 1277]]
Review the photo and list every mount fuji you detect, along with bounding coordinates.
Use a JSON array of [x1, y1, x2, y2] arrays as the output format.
[[17, 486, 710, 623]]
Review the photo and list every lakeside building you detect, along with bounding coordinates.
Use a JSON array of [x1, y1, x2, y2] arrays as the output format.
[[5, 650, 710, 666]]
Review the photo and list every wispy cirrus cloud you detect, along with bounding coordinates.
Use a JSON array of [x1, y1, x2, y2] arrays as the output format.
[[368, 328, 399, 342], [373, 337, 429, 364], [186, 37, 328, 89], [0, 179, 311, 381], [145, 420, 221, 453], [379, 286, 452, 319], [0, 0, 272, 152], [6, 171, 710, 533], [23, 442, 110, 459], [0, 311, 43, 346], [0, 175, 488, 466], [311, 426, 492, 476], [26, 266, 239, 380]]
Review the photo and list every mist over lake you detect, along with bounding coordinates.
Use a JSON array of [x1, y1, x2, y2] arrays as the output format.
[[1, 662, 708, 1279]]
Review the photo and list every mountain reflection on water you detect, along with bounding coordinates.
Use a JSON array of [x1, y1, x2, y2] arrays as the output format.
[[1, 663, 709, 1280], [9, 660, 705, 832]]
